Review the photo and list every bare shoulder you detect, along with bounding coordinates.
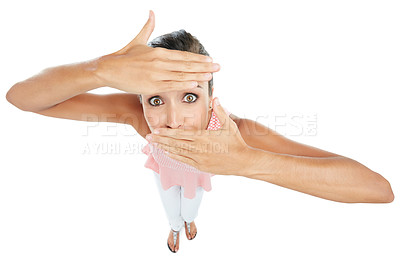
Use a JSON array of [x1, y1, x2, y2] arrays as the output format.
[[118, 94, 151, 140], [229, 113, 241, 125]]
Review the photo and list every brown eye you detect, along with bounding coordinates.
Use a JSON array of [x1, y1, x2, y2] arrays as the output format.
[[184, 93, 197, 103], [149, 97, 163, 106]]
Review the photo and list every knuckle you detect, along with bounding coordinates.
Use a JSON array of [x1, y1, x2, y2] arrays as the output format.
[[153, 47, 163, 55], [170, 140, 176, 148], [150, 48, 163, 60], [198, 73, 207, 81], [147, 71, 156, 81], [184, 60, 192, 70], [177, 71, 186, 80], [150, 57, 160, 63], [149, 58, 161, 68], [165, 81, 174, 90], [183, 51, 190, 61], [154, 80, 163, 90]]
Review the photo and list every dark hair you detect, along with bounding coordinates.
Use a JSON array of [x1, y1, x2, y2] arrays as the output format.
[[139, 29, 213, 103]]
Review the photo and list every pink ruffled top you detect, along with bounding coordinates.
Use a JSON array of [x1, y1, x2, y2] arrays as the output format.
[[142, 107, 232, 199]]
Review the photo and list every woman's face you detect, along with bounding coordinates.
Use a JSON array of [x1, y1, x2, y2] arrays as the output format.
[[141, 81, 213, 132]]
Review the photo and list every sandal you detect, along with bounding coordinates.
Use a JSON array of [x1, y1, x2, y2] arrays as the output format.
[[185, 221, 197, 240], [167, 229, 180, 253]]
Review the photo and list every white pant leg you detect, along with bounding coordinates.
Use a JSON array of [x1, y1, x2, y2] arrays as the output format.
[[153, 171, 184, 232], [181, 185, 204, 223]]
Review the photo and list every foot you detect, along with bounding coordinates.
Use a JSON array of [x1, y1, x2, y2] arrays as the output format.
[[167, 229, 180, 253], [184, 221, 197, 240]]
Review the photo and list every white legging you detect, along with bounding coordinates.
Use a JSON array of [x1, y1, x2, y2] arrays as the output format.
[[152, 171, 204, 232]]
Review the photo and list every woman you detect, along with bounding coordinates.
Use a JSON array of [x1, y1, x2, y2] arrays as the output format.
[[6, 10, 394, 254], [5, 11, 219, 253], [138, 29, 232, 253]]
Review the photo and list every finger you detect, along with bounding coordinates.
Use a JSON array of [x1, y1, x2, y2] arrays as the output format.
[[160, 148, 198, 168], [157, 47, 214, 63], [153, 142, 191, 156], [155, 80, 201, 93], [212, 97, 232, 131], [134, 10, 155, 44], [153, 128, 200, 140], [115, 10, 155, 54], [157, 71, 212, 82], [151, 134, 195, 149], [156, 60, 220, 73]]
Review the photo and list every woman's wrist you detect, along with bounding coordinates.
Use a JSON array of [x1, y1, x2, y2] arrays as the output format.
[[91, 54, 113, 89], [235, 145, 260, 177], [239, 146, 278, 181]]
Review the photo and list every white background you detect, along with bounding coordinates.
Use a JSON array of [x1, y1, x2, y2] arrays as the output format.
[[1, 0, 399, 268]]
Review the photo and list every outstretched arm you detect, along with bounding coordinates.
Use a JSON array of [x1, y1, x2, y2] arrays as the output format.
[[233, 116, 394, 203], [5, 10, 217, 112], [242, 141, 394, 203], [147, 98, 395, 204]]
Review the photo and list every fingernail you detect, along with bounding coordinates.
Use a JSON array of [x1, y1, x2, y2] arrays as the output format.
[[215, 97, 220, 106], [146, 134, 152, 141], [213, 63, 220, 70], [154, 129, 160, 134]]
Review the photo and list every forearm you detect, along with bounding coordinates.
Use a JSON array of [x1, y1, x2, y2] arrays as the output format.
[[6, 57, 104, 112], [243, 147, 394, 203]]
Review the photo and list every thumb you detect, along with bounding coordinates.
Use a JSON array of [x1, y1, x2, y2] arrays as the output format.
[[212, 97, 232, 131], [114, 10, 155, 55], [134, 10, 155, 44]]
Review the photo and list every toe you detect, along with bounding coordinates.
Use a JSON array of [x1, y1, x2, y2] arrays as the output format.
[[168, 231, 176, 252], [190, 223, 197, 238], [175, 234, 179, 251], [185, 222, 191, 240]]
